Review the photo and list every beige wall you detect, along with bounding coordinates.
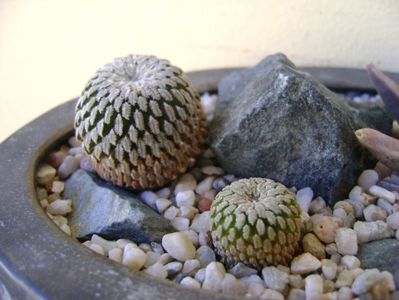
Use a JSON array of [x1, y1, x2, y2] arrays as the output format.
[[1, 0, 398, 142]]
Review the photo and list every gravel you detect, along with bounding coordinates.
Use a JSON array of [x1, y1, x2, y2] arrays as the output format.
[[290, 253, 321, 274], [36, 93, 399, 298], [162, 232, 196, 262]]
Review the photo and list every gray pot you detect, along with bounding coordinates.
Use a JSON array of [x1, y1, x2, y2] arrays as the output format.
[[1, 67, 398, 300]]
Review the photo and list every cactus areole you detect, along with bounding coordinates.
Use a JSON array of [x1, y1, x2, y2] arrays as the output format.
[[210, 178, 302, 269], [74, 55, 207, 189]]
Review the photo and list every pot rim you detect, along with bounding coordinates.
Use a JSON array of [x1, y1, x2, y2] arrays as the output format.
[[0, 67, 398, 300]]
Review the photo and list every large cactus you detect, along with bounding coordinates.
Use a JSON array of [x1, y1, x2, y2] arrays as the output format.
[[75, 55, 207, 189], [210, 178, 302, 269]]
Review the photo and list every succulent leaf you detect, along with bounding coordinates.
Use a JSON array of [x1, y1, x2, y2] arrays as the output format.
[[210, 178, 302, 269], [74, 55, 207, 189]]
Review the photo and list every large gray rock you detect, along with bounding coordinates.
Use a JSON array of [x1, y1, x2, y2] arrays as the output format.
[[209, 53, 373, 203], [64, 169, 174, 242], [358, 239, 399, 275]]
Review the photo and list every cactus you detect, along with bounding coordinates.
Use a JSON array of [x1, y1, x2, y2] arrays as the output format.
[[74, 55, 207, 189], [210, 178, 302, 269]]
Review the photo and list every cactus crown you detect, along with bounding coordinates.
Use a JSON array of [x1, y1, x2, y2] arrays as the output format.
[[210, 178, 302, 269], [74, 55, 207, 189]]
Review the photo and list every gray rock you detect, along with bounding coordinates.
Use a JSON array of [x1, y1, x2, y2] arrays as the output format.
[[358, 239, 399, 274], [209, 53, 373, 203], [344, 100, 392, 135], [64, 169, 174, 243]]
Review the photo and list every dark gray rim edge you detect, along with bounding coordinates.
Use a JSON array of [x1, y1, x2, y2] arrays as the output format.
[[0, 67, 398, 300]]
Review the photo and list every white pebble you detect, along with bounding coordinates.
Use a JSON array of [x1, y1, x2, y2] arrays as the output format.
[[60, 223, 71, 235], [349, 186, 364, 202], [369, 185, 396, 203], [354, 220, 394, 243], [196, 245, 216, 267], [156, 187, 170, 199], [358, 169, 379, 191], [164, 261, 183, 277], [140, 191, 158, 209], [202, 262, 226, 292], [182, 259, 200, 275], [91, 234, 118, 254], [335, 228, 358, 255], [52, 215, 67, 227], [363, 204, 387, 221], [179, 206, 198, 220], [108, 248, 123, 263], [335, 270, 354, 288], [287, 288, 306, 300], [176, 190, 195, 207], [40, 199, 48, 208], [290, 253, 321, 274], [116, 239, 135, 249], [144, 251, 161, 267], [309, 197, 326, 214], [175, 174, 197, 194], [36, 164, 56, 185], [89, 243, 105, 255], [122, 247, 147, 271], [289, 274, 304, 289], [144, 262, 167, 279], [245, 283, 264, 298], [180, 277, 201, 289], [387, 211, 399, 230], [51, 181, 65, 193], [305, 274, 323, 300], [222, 273, 246, 296], [201, 166, 224, 176], [163, 206, 179, 220], [377, 198, 394, 214], [296, 187, 313, 213], [195, 177, 215, 195], [191, 211, 211, 233], [351, 269, 381, 295], [171, 217, 190, 232], [337, 286, 352, 300], [380, 271, 396, 291], [158, 253, 172, 265], [155, 198, 171, 213], [195, 268, 206, 283], [341, 255, 360, 270], [261, 266, 289, 292], [321, 259, 337, 280], [58, 155, 79, 179], [198, 231, 209, 246], [162, 232, 196, 261], [181, 230, 199, 246], [260, 289, 284, 300], [46, 199, 72, 216]]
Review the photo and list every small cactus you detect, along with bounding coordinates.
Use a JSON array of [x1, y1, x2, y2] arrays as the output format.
[[210, 178, 302, 269], [74, 55, 207, 189]]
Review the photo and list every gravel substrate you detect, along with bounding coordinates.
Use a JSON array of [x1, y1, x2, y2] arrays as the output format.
[[36, 92, 398, 299]]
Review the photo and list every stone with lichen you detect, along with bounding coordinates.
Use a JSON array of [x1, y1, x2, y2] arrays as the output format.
[[210, 177, 302, 269], [74, 54, 207, 189]]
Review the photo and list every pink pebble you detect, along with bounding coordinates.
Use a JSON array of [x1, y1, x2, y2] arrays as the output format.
[[198, 198, 212, 212]]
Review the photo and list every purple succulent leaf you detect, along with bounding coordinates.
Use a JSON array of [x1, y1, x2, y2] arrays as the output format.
[[367, 64, 399, 122]]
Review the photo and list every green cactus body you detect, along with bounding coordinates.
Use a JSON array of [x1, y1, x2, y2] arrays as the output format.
[[210, 178, 302, 269], [74, 55, 207, 189]]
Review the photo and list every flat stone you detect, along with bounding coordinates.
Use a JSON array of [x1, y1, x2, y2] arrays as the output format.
[[63, 169, 174, 243], [209, 53, 374, 203], [358, 238, 399, 274], [228, 262, 258, 278]]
